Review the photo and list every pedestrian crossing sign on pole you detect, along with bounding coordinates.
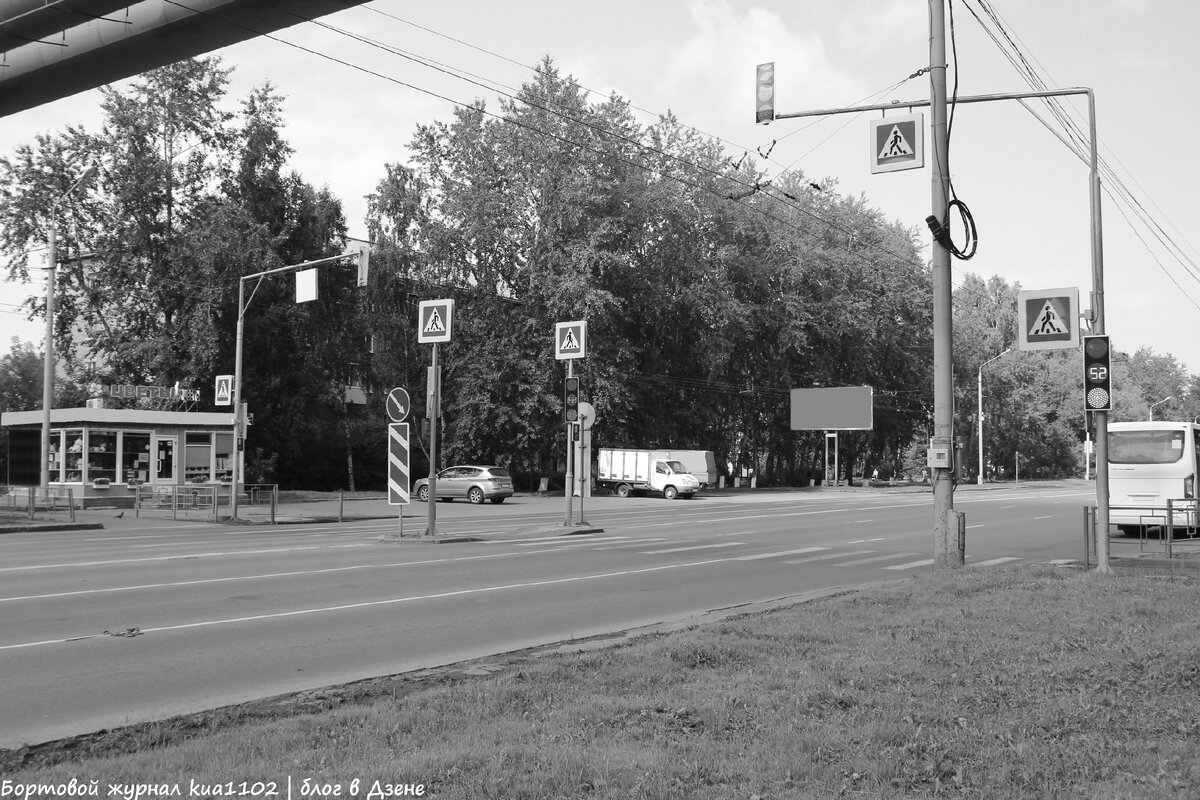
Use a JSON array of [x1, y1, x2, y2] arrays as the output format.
[[1017, 287, 1080, 351], [870, 113, 924, 174], [555, 320, 587, 360], [418, 299, 454, 344], [214, 375, 233, 406]]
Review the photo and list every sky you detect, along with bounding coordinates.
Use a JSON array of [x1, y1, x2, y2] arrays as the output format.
[[2, 0, 1198, 379]]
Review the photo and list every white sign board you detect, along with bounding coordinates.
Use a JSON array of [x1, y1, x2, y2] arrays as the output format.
[[214, 375, 233, 406], [555, 320, 587, 360], [418, 299, 455, 344], [1017, 287, 1080, 351], [870, 114, 924, 174]]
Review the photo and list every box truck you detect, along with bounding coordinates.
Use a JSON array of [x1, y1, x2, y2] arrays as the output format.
[[596, 448, 715, 499]]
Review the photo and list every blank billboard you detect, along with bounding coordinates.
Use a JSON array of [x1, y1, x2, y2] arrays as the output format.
[[790, 386, 874, 430]]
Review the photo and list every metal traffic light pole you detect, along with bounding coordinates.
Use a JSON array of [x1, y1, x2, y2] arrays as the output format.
[[562, 362, 575, 527], [231, 247, 369, 521], [774, 75, 1106, 569]]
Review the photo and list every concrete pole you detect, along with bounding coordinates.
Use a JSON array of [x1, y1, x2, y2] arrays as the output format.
[[40, 222, 56, 489], [1087, 90, 1110, 573], [929, 0, 960, 567]]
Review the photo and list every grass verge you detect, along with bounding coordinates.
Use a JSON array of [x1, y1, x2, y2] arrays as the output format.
[[3, 566, 1198, 798]]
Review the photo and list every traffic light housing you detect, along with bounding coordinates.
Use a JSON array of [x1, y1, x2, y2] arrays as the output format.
[[356, 245, 370, 287], [564, 376, 580, 423], [1083, 335, 1112, 412]]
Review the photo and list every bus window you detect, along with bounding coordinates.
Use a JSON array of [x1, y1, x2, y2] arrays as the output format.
[[1108, 430, 1185, 464]]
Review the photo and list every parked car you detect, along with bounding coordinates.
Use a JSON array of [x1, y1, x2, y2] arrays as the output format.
[[413, 465, 514, 504]]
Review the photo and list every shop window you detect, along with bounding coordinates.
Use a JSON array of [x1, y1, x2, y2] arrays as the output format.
[[185, 432, 213, 482], [214, 433, 234, 482], [87, 430, 118, 483], [63, 429, 84, 482], [122, 432, 151, 484]]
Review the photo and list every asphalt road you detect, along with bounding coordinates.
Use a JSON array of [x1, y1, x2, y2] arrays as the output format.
[[0, 482, 1097, 748]]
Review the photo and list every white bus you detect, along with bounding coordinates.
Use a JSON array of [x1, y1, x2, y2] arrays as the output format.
[[1107, 421, 1200, 535]]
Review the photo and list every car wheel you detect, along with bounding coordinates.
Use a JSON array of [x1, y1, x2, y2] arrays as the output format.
[[490, 497, 506, 504], [664, 486, 678, 500], [617, 484, 632, 498], [417, 485, 430, 502], [467, 487, 485, 504]]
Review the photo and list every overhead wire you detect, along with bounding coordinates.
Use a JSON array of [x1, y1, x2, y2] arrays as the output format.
[[963, 0, 1200, 311]]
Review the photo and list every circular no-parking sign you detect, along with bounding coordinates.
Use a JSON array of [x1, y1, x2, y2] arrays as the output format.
[[386, 387, 411, 422]]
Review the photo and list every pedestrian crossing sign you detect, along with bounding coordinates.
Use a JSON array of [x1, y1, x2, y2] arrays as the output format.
[[870, 114, 924, 174], [1017, 288, 1080, 351], [214, 374, 233, 406], [418, 299, 454, 344], [555, 320, 587, 360]]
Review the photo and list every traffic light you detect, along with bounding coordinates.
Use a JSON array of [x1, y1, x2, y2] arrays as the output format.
[[564, 376, 580, 423], [1083, 334, 1112, 412], [356, 245, 370, 287], [755, 62, 775, 124]]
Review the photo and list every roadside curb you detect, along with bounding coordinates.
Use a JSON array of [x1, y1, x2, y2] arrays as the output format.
[[0, 522, 104, 535]]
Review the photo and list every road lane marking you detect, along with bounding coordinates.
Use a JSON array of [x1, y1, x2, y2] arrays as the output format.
[[0, 543, 376, 573], [0, 555, 744, 651], [846, 537, 886, 544], [0, 551, 533, 604], [969, 557, 1022, 567], [736, 547, 829, 561], [641, 543, 745, 554], [833, 552, 921, 567], [783, 550, 872, 565], [881, 558, 936, 570]]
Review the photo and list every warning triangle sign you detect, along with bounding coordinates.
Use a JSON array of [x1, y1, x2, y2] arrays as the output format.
[[560, 329, 580, 351], [879, 125, 914, 159], [423, 308, 446, 334], [1029, 300, 1068, 337]]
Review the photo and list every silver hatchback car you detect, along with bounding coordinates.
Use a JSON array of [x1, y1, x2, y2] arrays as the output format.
[[414, 465, 515, 504]]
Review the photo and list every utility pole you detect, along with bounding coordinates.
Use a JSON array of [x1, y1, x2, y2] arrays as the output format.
[[929, 0, 960, 567]]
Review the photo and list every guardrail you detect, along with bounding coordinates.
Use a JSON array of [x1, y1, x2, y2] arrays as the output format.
[[0, 486, 76, 523], [1083, 500, 1200, 567], [134, 484, 278, 523]]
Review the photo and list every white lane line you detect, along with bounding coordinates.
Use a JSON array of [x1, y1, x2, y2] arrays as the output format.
[[737, 546, 830, 561], [641, 542, 745, 554], [0, 551, 536, 604], [833, 553, 921, 568], [846, 537, 886, 544], [782, 550, 874, 565], [881, 558, 936, 570], [969, 557, 1022, 567], [0, 555, 743, 651], [0, 543, 376, 573], [595, 539, 670, 549]]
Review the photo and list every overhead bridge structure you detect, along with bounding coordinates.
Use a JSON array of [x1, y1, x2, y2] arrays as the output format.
[[0, 0, 370, 117]]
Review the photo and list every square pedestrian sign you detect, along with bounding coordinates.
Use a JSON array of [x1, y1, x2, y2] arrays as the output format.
[[555, 320, 587, 360], [1017, 287, 1080, 351], [418, 299, 454, 344], [870, 114, 924, 174]]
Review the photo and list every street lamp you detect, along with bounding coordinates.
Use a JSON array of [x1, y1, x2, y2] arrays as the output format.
[[1149, 396, 1172, 421], [41, 163, 98, 489], [977, 348, 1012, 486]]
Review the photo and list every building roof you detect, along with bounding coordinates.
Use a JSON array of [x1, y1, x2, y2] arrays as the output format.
[[1, 407, 235, 428]]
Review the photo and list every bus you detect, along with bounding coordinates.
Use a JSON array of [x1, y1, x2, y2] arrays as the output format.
[[1107, 421, 1200, 535]]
